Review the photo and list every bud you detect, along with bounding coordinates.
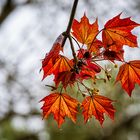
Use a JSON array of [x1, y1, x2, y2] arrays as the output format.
[[114, 64, 118, 68]]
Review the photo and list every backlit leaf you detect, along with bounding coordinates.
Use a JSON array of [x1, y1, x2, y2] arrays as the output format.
[[82, 94, 115, 125], [116, 60, 140, 96], [41, 93, 79, 128], [102, 13, 140, 48], [72, 14, 99, 45], [42, 55, 72, 80]]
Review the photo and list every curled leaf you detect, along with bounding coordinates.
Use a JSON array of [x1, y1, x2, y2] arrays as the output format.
[[41, 34, 64, 80]]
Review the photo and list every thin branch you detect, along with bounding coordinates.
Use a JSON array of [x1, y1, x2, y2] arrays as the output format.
[[71, 36, 81, 50], [62, 0, 79, 47], [0, 0, 34, 25], [71, 35, 84, 57], [77, 80, 92, 96], [0, 0, 15, 25]]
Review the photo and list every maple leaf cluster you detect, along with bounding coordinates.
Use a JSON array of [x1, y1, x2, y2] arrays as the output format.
[[40, 13, 140, 128]]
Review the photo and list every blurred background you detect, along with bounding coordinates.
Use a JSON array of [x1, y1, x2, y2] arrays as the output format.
[[0, 0, 140, 140]]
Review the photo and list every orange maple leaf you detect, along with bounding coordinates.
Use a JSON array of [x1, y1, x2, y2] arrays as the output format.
[[41, 93, 79, 128], [102, 13, 140, 48], [72, 13, 99, 45], [42, 55, 72, 80], [116, 60, 140, 96], [82, 94, 115, 125]]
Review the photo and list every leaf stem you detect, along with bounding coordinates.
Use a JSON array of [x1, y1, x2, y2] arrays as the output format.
[[88, 29, 103, 51], [62, 0, 79, 47], [77, 81, 92, 96], [71, 36, 81, 50], [68, 36, 78, 64], [71, 35, 84, 57]]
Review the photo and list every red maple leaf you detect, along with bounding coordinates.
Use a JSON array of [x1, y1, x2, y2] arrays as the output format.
[[54, 71, 76, 88], [102, 13, 140, 49], [103, 49, 124, 62], [41, 93, 79, 128], [116, 60, 140, 96], [72, 13, 99, 45], [77, 49, 90, 59], [78, 60, 101, 80], [82, 94, 115, 125]]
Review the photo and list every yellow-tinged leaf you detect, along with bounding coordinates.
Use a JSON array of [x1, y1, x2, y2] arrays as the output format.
[[72, 13, 99, 45]]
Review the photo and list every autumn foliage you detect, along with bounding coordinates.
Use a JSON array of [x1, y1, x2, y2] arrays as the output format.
[[40, 13, 140, 128]]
